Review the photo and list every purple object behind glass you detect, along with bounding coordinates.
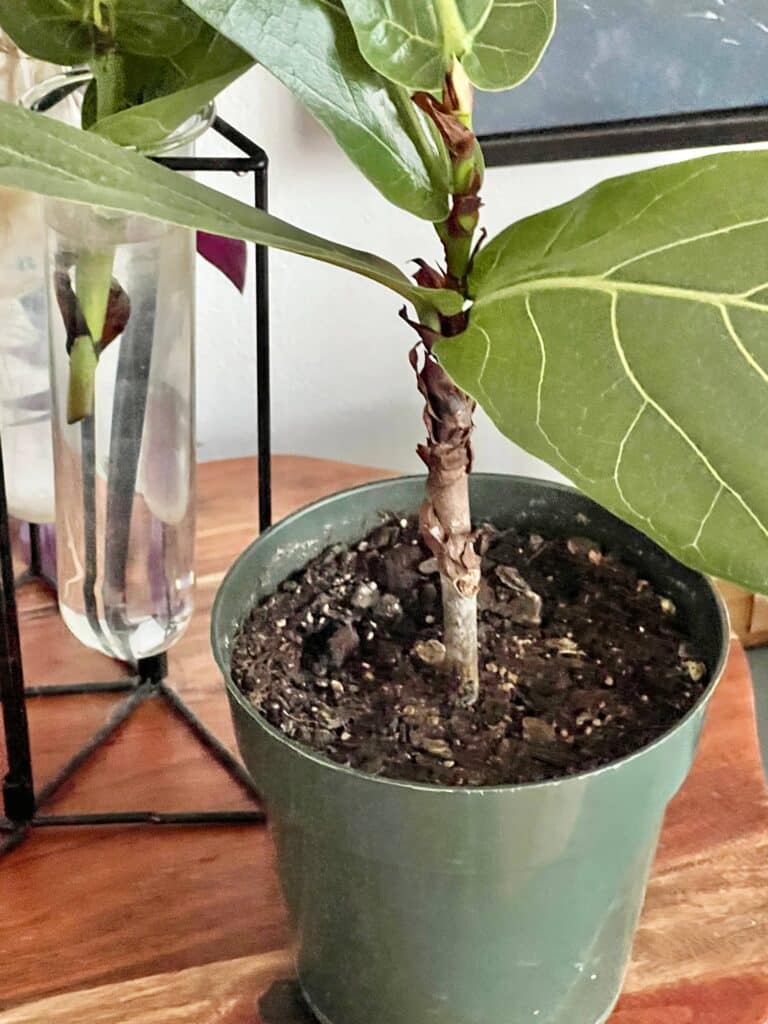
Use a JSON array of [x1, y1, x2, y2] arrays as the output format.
[[196, 233, 247, 293], [14, 519, 57, 584]]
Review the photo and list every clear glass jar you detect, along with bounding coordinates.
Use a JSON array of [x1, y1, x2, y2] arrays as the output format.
[[0, 39, 63, 524], [37, 72, 212, 662]]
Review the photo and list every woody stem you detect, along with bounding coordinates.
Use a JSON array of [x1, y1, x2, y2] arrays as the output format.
[[417, 355, 480, 704], [413, 66, 484, 704]]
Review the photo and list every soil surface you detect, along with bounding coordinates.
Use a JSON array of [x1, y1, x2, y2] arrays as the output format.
[[231, 517, 709, 786]]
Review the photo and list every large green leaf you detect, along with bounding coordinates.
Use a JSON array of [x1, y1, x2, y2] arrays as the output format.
[[0, 0, 94, 64], [91, 32, 253, 150], [181, 0, 450, 221], [340, 0, 556, 92], [108, 0, 204, 55], [0, 0, 202, 65], [436, 151, 768, 593], [0, 0, 252, 147], [0, 100, 461, 317]]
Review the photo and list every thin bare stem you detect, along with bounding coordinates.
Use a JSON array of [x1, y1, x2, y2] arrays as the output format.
[[441, 575, 479, 705], [412, 347, 481, 703], [408, 65, 485, 702]]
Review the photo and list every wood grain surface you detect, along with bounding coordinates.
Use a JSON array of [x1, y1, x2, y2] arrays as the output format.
[[1, 457, 766, 1023]]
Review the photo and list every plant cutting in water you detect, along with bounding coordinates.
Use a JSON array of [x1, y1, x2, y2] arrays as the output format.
[[0, 1, 252, 657], [1, 0, 253, 415], [0, 0, 766, 680]]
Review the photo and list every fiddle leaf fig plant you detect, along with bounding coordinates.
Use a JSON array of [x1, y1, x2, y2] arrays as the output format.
[[0, 1, 254, 654], [0, 0, 766, 701]]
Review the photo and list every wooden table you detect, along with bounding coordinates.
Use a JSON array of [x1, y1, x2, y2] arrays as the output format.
[[1, 456, 767, 1023]]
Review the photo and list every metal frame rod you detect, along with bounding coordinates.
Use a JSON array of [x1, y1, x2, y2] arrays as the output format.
[[0, 443, 34, 823], [26, 680, 138, 698], [159, 682, 262, 797], [254, 162, 271, 532], [33, 684, 152, 813], [27, 523, 42, 578], [33, 810, 266, 826], [212, 118, 269, 167]]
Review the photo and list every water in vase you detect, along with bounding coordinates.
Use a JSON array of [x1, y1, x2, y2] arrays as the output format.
[[46, 202, 196, 663]]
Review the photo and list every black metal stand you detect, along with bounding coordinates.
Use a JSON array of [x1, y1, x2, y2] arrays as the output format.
[[0, 118, 272, 855]]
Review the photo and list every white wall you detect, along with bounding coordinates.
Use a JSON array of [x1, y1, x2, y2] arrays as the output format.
[[195, 65, 754, 479]]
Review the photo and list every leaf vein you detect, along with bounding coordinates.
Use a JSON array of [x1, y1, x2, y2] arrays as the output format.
[[609, 293, 768, 544], [525, 294, 598, 482], [686, 484, 724, 554], [603, 210, 768, 279], [718, 304, 768, 384], [612, 401, 655, 530], [474, 323, 503, 422], [475, 275, 768, 315]]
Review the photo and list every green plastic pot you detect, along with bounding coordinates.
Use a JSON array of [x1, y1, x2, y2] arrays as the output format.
[[212, 475, 728, 1024]]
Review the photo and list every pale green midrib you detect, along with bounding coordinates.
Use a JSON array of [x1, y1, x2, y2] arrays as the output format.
[[434, 0, 489, 58], [473, 274, 768, 313], [380, 0, 545, 73], [435, 0, 468, 55]]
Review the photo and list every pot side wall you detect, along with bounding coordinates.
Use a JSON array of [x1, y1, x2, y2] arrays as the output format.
[[214, 475, 727, 1024]]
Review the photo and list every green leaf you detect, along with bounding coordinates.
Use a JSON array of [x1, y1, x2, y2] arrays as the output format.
[[0, 0, 203, 65], [0, 100, 462, 317], [91, 33, 253, 150], [180, 0, 450, 221], [0, 1, 252, 143], [0, 0, 95, 64], [109, 0, 205, 56], [436, 151, 768, 594], [340, 0, 556, 92]]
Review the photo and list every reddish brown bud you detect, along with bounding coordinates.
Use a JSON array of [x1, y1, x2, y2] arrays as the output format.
[[100, 280, 131, 348], [412, 91, 475, 162], [54, 271, 88, 353], [411, 258, 447, 290], [400, 308, 442, 351], [54, 271, 131, 354]]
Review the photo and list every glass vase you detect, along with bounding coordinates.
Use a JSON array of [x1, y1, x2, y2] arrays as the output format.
[[37, 74, 212, 662], [0, 39, 63, 524]]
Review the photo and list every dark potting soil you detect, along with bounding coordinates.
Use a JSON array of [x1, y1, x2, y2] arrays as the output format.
[[231, 517, 710, 786]]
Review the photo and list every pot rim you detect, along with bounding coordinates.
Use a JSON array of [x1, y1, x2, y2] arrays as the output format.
[[213, 473, 730, 796]]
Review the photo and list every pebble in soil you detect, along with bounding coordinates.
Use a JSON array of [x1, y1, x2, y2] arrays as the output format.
[[230, 517, 710, 787]]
